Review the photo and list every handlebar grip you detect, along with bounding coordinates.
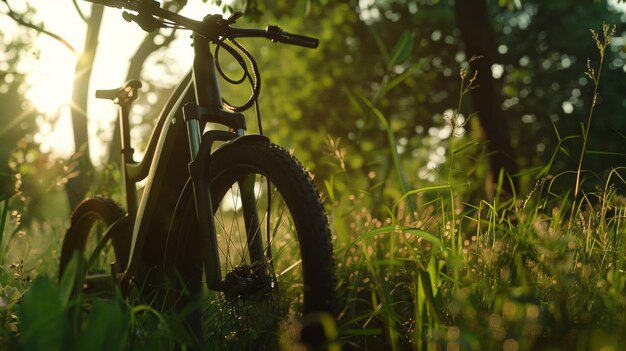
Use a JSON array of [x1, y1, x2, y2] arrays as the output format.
[[266, 26, 319, 49]]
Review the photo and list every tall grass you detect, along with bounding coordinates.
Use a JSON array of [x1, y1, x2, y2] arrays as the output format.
[[328, 24, 626, 350], [330, 170, 625, 350]]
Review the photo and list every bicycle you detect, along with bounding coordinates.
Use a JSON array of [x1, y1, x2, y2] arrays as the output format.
[[57, 1, 334, 349]]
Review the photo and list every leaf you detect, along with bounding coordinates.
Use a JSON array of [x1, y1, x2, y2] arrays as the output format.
[[340, 328, 383, 336], [584, 149, 626, 156], [403, 227, 444, 251], [76, 299, 129, 351], [393, 185, 450, 217], [294, 0, 310, 16], [19, 277, 71, 351], [387, 30, 413, 71], [351, 90, 416, 217], [350, 226, 443, 252], [0, 199, 8, 249], [380, 62, 423, 97], [165, 312, 201, 347], [58, 251, 79, 306], [418, 268, 441, 323], [453, 141, 483, 155]]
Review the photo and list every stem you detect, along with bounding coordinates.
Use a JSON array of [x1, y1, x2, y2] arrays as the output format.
[[0, 199, 8, 264], [447, 76, 465, 185], [570, 24, 614, 228], [574, 55, 604, 201]]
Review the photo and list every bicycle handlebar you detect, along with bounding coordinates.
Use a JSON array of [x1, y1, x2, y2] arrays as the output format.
[[265, 26, 319, 48], [84, 0, 318, 48]]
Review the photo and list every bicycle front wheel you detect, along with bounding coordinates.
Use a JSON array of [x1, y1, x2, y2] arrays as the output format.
[[171, 140, 334, 350]]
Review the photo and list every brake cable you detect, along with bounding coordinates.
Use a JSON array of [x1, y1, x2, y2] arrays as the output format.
[[122, 5, 264, 124], [213, 37, 262, 114]]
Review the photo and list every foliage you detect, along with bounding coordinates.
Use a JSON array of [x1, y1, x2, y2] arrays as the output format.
[[0, 25, 37, 202], [492, 0, 626, 187], [227, 0, 626, 209], [0, 253, 192, 350], [0, 6, 69, 279]]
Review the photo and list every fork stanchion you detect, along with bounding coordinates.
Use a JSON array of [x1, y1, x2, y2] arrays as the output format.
[[183, 103, 202, 161], [183, 102, 223, 291]]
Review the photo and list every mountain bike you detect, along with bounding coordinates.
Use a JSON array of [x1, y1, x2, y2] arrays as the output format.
[[57, 1, 334, 349]]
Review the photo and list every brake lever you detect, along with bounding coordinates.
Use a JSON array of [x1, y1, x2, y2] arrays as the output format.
[[122, 11, 160, 32], [225, 12, 243, 25]]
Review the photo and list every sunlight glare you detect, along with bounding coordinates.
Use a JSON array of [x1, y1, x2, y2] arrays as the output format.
[[25, 40, 76, 115], [9, 1, 222, 163]]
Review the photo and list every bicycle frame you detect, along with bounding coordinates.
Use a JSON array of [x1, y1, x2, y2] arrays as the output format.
[[106, 30, 266, 292]]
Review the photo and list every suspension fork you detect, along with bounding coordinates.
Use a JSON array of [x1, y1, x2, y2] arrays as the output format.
[[238, 174, 265, 265], [183, 110, 269, 291], [186, 32, 227, 291], [184, 116, 267, 291], [184, 103, 222, 291], [184, 31, 265, 290]]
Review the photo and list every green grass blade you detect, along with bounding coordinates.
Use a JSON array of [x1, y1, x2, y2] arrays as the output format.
[[349, 225, 443, 252], [0, 199, 8, 262], [386, 30, 414, 71]]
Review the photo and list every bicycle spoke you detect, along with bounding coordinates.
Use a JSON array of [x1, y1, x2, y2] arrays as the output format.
[[167, 142, 334, 350], [207, 170, 307, 345]]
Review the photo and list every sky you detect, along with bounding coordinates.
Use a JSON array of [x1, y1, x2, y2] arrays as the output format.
[[3, 0, 220, 164]]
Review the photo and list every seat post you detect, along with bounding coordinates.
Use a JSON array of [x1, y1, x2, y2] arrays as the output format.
[[95, 80, 142, 217], [118, 102, 138, 218]]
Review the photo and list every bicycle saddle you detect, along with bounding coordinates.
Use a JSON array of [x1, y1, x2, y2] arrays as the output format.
[[95, 80, 143, 105]]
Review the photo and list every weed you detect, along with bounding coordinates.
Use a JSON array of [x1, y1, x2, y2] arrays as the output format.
[[572, 24, 616, 223]]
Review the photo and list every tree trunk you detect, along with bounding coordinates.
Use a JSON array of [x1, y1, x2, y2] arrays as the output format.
[[454, 0, 518, 197], [66, 4, 104, 209]]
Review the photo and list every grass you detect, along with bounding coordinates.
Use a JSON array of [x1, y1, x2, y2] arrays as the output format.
[[327, 24, 626, 350], [329, 173, 626, 350], [0, 25, 625, 350]]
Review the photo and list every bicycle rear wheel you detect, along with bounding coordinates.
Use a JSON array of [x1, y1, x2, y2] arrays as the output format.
[[170, 141, 334, 350], [59, 196, 131, 294]]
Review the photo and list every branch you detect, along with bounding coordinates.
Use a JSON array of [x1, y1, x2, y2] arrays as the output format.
[[72, 0, 88, 23], [1, 0, 77, 56]]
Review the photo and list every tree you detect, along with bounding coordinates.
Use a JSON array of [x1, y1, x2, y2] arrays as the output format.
[[0, 6, 71, 251], [3, 1, 188, 209], [2, 0, 104, 209], [490, 0, 626, 189], [66, 3, 104, 209], [454, 0, 518, 196], [234, 0, 482, 205], [242, 0, 626, 198]]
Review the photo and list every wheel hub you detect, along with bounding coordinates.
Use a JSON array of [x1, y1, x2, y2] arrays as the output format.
[[222, 262, 274, 297]]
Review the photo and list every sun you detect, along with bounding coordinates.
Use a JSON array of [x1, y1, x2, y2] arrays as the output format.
[[9, 1, 219, 162], [14, 1, 142, 161], [25, 40, 77, 115]]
